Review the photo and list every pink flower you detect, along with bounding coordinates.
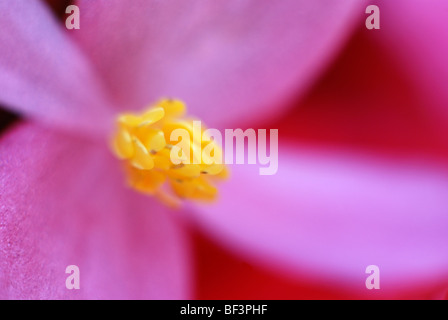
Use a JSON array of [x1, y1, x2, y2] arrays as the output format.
[[195, 0, 448, 298], [1, 0, 447, 299]]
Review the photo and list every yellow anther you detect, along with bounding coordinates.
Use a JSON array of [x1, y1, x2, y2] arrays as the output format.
[[126, 166, 166, 194], [200, 163, 224, 175], [153, 148, 175, 170], [111, 99, 228, 206], [118, 114, 142, 127], [131, 138, 154, 170], [139, 107, 165, 126], [169, 164, 201, 179], [144, 129, 166, 152], [162, 121, 194, 143], [113, 129, 134, 159], [157, 99, 186, 117], [118, 107, 165, 129]]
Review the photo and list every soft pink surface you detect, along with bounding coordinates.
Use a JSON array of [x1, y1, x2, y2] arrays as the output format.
[[0, 1, 115, 136], [73, 0, 363, 127], [378, 0, 448, 121], [0, 122, 191, 299], [3, 0, 447, 299], [190, 147, 448, 291]]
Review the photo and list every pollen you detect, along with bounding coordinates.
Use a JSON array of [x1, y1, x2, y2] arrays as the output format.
[[111, 99, 228, 207]]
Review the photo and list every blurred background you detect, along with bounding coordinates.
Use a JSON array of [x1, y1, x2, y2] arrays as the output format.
[[193, 20, 448, 299], [1, 0, 447, 300]]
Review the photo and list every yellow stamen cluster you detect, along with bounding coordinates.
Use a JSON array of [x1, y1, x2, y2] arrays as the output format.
[[111, 99, 228, 207]]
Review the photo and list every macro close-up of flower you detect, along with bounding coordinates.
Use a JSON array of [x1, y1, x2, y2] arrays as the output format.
[[1, 0, 448, 300]]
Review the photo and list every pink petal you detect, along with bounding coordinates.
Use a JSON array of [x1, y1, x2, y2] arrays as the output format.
[[0, 1, 115, 136], [73, 0, 363, 126], [194, 231, 444, 299], [376, 0, 448, 122], [189, 147, 448, 292], [0, 122, 191, 299]]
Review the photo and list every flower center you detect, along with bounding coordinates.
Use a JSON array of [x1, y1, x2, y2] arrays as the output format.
[[111, 99, 228, 207]]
